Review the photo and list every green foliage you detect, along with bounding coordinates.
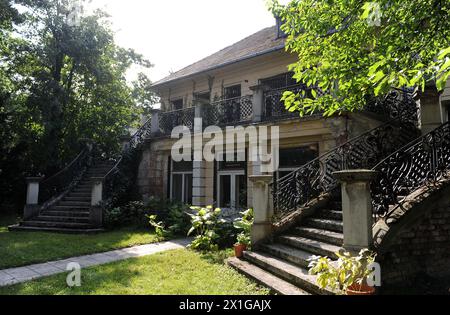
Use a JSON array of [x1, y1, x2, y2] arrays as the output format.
[[0, 0, 156, 211], [308, 249, 377, 294], [187, 206, 226, 252], [233, 208, 254, 246], [147, 215, 171, 239], [268, 0, 450, 117]]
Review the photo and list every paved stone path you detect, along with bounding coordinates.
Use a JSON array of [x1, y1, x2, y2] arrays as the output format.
[[0, 238, 191, 287]]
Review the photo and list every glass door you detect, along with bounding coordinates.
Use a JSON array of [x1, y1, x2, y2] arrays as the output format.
[[217, 171, 247, 209]]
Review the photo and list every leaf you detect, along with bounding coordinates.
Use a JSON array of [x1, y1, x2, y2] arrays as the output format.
[[438, 47, 450, 59]]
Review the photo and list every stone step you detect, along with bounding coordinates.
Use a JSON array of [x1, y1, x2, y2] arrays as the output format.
[[22, 220, 94, 229], [71, 188, 91, 193], [243, 251, 333, 295], [68, 192, 91, 197], [52, 205, 90, 211], [278, 235, 340, 259], [294, 227, 344, 247], [40, 210, 90, 217], [35, 215, 90, 223], [316, 210, 342, 221], [63, 196, 91, 202], [58, 201, 91, 207], [305, 218, 343, 233], [260, 243, 315, 268], [8, 224, 104, 234], [227, 257, 310, 295]]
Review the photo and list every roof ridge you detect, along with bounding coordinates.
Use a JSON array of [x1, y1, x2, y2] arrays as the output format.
[[153, 25, 284, 87]]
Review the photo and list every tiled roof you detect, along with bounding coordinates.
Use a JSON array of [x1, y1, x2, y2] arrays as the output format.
[[152, 25, 285, 87]]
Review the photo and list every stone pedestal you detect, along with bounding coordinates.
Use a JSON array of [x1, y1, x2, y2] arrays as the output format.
[[91, 177, 104, 207], [333, 170, 378, 253], [250, 84, 267, 123], [149, 109, 161, 135], [249, 175, 273, 246], [90, 177, 104, 227], [120, 135, 131, 152], [24, 177, 44, 220], [418, 86, 443, 135]]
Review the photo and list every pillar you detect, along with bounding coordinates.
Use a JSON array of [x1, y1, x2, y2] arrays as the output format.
[[333, 170, 378, 253], [24, 177, 44, 220], [249, 175, 273, 246]]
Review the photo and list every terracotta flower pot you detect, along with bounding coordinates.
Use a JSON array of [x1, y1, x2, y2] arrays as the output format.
[[346, 283, 376, 295], [234, 244, 247, 258]]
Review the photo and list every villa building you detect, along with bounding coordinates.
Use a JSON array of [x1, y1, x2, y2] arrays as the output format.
[[16, 21, 450, 295], [140, 25, 392, 208]]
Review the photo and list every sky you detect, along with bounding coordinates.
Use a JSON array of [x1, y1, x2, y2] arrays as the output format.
[[87, 0, 280, 82]]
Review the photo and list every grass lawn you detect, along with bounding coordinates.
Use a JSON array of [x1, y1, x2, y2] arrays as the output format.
[[0, 214, 160, 269], [0, 249, 270, 295]]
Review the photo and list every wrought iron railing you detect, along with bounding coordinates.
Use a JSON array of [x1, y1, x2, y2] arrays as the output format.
[[371, 121, 450, 218], [159, 107, 195, 135], [264, 84, 318, 120], [128, 117, 152, 150], [204, 95, 253, 126], [271, 90, 419, 222], [39, 143, 93, 204]]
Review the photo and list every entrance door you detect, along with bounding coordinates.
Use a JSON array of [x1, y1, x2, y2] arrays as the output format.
[[217, 171, 247, 209]]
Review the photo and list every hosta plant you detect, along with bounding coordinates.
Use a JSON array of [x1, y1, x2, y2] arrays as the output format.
[[187, 206, 226, 252]]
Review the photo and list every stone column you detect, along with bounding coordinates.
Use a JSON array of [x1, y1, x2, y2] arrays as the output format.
[[250, 84, 266, 123], [119, 134, 131, 152], [249, 175, 273, 246], [418, 85, 443, 134], [333, 170, 378, 253], [149, 109, 161, 135], [24, 177, 44, 220], [90, 177, 104, 227]]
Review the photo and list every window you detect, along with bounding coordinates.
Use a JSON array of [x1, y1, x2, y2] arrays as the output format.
[[171, 99, 183, 110], [224, 85, 241, 99], [276, 145, 319, 180], [194, 92, 211, 103], [260, 72, 297, 90], [170, 160, 193, 204]]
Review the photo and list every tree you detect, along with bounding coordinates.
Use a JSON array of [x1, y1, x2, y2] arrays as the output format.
[[0, 0, 156, 210], [268, 0, 450, 116]]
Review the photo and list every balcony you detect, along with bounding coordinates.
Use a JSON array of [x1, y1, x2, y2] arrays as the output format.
[[204, 95, 253, 126], [150, 86, 324, 136]]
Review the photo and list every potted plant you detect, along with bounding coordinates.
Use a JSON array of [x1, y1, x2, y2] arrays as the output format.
[[308, 249, 377, 295], [233, 209, 253, 258]]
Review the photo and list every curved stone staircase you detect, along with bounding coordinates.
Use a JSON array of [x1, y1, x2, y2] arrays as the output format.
[[228, 198, 343, 295], [10, 161, 116, 234]]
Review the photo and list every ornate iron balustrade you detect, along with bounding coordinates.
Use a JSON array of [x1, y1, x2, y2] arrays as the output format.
[[159, 107, 195, 135], [371, 121, 450, 218], [39, 143, 93, 204], [204, 95, 253, 126], [128, 117, 152, 150], [263, 84, 325, 120], [271, 91, 419, 222]]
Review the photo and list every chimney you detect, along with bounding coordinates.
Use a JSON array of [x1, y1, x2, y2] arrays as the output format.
[[275, 16, 287, 38]]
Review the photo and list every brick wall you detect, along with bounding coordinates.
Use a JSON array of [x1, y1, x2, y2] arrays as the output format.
[[378, 200, 450, 286]]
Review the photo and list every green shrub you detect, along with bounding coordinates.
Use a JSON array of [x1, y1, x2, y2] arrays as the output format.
[[187, 206, 226, 252], [233, 208, 253, 247]]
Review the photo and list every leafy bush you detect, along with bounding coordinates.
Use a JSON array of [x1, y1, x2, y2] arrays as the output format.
[[103, 197, 191, 232], [308, 249, 377, 294], [233, 208, 253, 247], [187, 206, 226, 252]]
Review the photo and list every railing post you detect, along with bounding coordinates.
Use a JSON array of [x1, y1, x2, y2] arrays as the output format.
[[149, 109, 161, 135], [120, 134, 131, 152], [249, 175, 273, 246], [333, 170, 378, 253], [90, 177, 104, 227], [24, 177, 44, 220], [250, 84, 266, 123]]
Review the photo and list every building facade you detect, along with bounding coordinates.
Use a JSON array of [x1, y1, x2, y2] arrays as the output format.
[[138, 25, 418, 210]]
